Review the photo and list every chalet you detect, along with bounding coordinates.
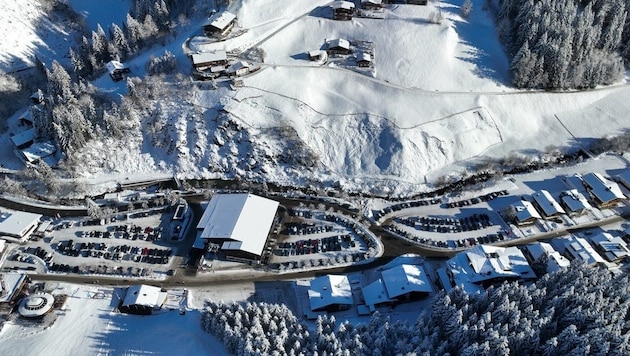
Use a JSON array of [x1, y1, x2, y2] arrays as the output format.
[[308, 275, 353, 312], [615, 170, 630, 191], [356, 52, 372, 67], [439, 245, 536, 293], [106, 60, 130, 82], [580, 173, 625, 208], [18, 141, 58, 166], [331, 1, 355, 20], [361, 0, 383, 10], [588, 232, 630, 263], [551, 235, 606, 267], [326, 38, 351, 55], [196, 193, 279, 263], [30, 89, 44, 104], [203, 11, 237, 37], [508, 200, 541, 225], [522, 242, 570, 275], [531, 190, 565, 218], [118, 285, 167, 315], [227, 61, 251, 77], [191, 50, 228, 71], [559, 189, 591, 216]]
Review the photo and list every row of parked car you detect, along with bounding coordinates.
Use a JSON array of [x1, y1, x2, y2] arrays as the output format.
[[283, 222, 334, 236], [396, 213, 493, 233], [444, 190, 510, 209], [373, 198, 441, 221], [384, 223, 510, 249]]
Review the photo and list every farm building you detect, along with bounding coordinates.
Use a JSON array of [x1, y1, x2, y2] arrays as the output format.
[[326, 38, 351, 55], [196, 193, 279, 262], [580, 173, 625, 208], [308, 275, 353, 312], [203, 11, 236, 36], [190, 50, 228, 70], [10, 128, 36, 149], [0, 210, 42, 243], [355, 52, 372, 67], [531, 190, 565, 218], [118, 285, 167, 315], [332, 1, 355, 20], [105, 60, 130, 82]]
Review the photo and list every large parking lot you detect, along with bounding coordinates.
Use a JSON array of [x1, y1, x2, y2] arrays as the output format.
[[1, 210, 184, 278]]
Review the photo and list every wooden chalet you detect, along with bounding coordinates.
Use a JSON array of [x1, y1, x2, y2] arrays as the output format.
[[332, 1, 355, 20], [203, 11, 236, 37]]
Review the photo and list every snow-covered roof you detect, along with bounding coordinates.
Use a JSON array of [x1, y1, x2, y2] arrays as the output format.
[[362, 278, 393, 310], [616, 170, 630, 189], [552, 235, 606, 266], [0, 210, 42, 239], [446, 245, 536, 288], [580, 173, 625, 205], [10, 128, 35, 147], [560, 189, 591, 213], [381, 264, 432, 299], [308, 275, 353, 311], [18, 293, 55, 318], [362, 0, 383, 4], [122, 285, 166, 308], [511, 200, 541, 224], [588, 232, 630, 262], [106, 60, 127, 73], [523, 242, 570, 274], [197, 193, 279, 258], [227, 61, 251, 73], [204, 11, 236, 31], [327, 38, 350, 50], [21, 141, 57, 164], [531, 190, 565, 217], [332, 1, 355, 10], [0, 273, 26, 303], [191, 50, 227, 65], [356, 52, 372, 62]]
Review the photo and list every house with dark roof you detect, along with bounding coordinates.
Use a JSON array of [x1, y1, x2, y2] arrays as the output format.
[[580, 173, 625, 208]]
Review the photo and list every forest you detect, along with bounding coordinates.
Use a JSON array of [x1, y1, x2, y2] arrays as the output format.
[[202, 263, 630, 355], [487, 0, 630, 89]]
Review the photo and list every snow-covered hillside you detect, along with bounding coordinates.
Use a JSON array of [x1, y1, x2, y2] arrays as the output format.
[[1, 0, 629, 196]]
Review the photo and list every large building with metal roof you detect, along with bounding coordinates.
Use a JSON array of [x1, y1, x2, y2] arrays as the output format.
[[0, 209, 42, 243], [196, 193, 279, 262]]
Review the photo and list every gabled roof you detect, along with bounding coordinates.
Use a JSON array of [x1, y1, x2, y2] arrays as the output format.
[[0, 273, 27, 303], [308, 275, 353, 311], [560, 189, 591, 213], [588, 232, 630, 262], [332, 1, 355, 10], [227, 61, 251, 73], [356, 52, 372, 62], [21, 141, 57, 164], [204, 11, 236, 30], [106, 60, 127, 73], [197, 194, 279, 258], [523, 242, 570, 274], [122, 285, 166, 308], [362, 278, 393, 309], [10, 128, 35, 147], [512, 200, 541, 223], [191, 50, 227, 65], [531, 190, 565, 217], [328, 38, 350, 50], [446, 245, 535, 286], [381, 264, 432, 298], [552, 235, 605, 266], [581, 173, 625, 205]]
